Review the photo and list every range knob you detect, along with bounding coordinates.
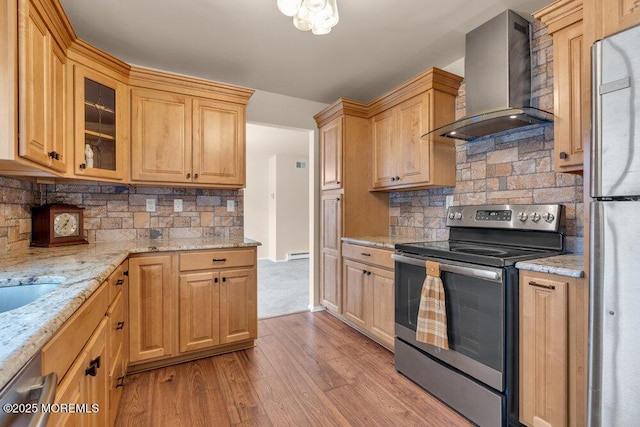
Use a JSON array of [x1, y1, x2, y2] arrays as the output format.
[[531, 212, 541, 222], [543, 212, 555, 223], [518, 212, 529, 222], [448, 213, 455, 220], [454, 212, 463, 220]]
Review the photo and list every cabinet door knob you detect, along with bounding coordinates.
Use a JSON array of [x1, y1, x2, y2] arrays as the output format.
[[186, 173, 191, 179], [194, 173, 199, 179], [222, 277, 227, 282], [559, 152, 568, 159], [362, 269, 367, 274], [336, 181, 340, 184], [116, 376, 125, 388], [366, 271, 371, 276], [116, 321, 125, 330], [124, 270, 129, 277], [391, 177, 396, 181], [79, 163, 86, 169], [116, 279, 124, 286], [395, 176, 400, 181], [214, 277, 219, 283], [336, 197, 340, 201]]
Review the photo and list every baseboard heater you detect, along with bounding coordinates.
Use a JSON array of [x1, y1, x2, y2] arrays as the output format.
[[287, 252, 309, 260]]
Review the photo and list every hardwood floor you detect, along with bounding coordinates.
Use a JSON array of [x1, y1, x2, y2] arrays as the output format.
[[115, 311, 473, 426]]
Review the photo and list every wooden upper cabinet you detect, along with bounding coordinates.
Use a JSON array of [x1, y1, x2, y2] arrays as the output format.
[[71, 62, 129, 180], [370, 68, 461, 191], [17, 0, 69, 173], [131, 88, 192, 183], [374, 97, 429, 189], [129, 67, 253, 188], [372, 109, 395, 188], [535, 0, 587, 174], [598, 0, 640, 37], [320, 116, 343, 190], [193, 98, 245, 186]]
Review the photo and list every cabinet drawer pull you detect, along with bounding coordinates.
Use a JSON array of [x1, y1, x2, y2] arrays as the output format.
[[116, 279, 124, 286], [194, 173, 199, 179], [116, 376, 125, 388], [222, 277, 227, 282], [360, 252, 371, 257], [559, 151, 568, 159], [186, 173, 191, 179], [214, 277, 219, 283], [85, 356, 101, 376], [362, 269, 367, 274], [116, 321, 125, 330], [79, 163, 86, 169], [123, 270, 129, 277], [212, 258, 227, 262], [528, 281, 556, 290]]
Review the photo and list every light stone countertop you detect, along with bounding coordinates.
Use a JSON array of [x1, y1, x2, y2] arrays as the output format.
[[515, 254, 585, 278], [0, 236, 260, 391], [341, 235, 421, 250]]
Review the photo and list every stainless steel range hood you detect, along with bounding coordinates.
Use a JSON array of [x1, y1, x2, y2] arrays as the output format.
[[424, 10, 553, 142]]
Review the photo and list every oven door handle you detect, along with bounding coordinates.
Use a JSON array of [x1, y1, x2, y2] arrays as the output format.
[[392, 253, 503, 283]]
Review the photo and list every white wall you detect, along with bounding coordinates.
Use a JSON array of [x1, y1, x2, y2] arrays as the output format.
[[274, 155, 309, 261], [244, 155, 270, 259]]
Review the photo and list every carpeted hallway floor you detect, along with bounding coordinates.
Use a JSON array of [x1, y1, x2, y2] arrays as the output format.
[[257, 258, 309, 319]]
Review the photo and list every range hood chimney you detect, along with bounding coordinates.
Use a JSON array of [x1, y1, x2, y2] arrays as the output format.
[[425, 10, 553, 142]]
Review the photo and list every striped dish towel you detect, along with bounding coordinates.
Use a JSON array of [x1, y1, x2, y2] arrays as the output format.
[[415, 261, 449, 350]]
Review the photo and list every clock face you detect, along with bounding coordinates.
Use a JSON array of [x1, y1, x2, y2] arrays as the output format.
[[53, 212, 80, 237]]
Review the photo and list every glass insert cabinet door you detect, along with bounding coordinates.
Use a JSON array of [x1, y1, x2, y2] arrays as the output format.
[[73, 64, 126, 180]]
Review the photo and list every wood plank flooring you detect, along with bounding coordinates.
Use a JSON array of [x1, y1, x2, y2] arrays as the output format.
[[115, 311, 473, 426]]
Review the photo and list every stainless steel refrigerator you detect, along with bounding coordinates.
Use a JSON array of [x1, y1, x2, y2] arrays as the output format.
[[589, 24, 640, 426]]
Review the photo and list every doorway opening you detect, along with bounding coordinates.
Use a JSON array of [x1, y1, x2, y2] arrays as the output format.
[[244, 123, 313, 319]]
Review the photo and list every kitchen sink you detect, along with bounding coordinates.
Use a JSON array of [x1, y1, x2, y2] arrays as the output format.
[[0, 277, 66, 314]]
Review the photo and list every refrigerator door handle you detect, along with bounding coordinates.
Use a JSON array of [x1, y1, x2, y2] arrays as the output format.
[[591, 40, 603, 199]]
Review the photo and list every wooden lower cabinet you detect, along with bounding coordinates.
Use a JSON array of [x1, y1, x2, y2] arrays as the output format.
[[320, 193, 342, 313], [519, 270, 588, 427], [341, 243, 395, 350], [47, 318, 109, 427], [129, 248, 257, 372], [128, 254, 176, 363], [179, 271, 220, 353]]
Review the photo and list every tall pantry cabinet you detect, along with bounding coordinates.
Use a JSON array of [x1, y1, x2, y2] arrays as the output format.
[[314, 100, 390, 314]]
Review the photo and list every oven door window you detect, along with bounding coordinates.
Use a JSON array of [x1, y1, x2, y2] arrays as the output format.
[[442, 271, 504, 372], [395, 262, 504, 372]]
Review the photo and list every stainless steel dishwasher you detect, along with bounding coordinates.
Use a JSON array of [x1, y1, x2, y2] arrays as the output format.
[[0, 353, 56, 427]]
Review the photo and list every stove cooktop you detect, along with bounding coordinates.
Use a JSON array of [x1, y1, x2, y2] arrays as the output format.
[[395, 240, 562, 267]]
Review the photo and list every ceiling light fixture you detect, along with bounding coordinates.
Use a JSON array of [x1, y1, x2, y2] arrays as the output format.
[[277, 0, 339, 35]]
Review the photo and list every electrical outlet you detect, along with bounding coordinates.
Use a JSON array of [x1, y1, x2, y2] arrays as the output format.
[[445, 195, 454, 209], [146, 198, 156, 212], [174, 199, 183, 212], [227, 200, 235, 212]]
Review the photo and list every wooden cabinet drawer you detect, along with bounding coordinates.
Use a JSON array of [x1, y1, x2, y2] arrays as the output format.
[[107, 260, 128, 303], [42, 282, 109, 383], [342, 243, 394, 270], [179, 249, 255, 271], [108, 291, 126, 365]]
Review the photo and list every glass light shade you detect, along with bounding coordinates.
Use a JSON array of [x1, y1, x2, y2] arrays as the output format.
[[305, 0, 327, 13], [293, 5, 313, 31], [277, 0, 302, 17], [313, 1, 337, 29], [326, 0, 339, 26], [312, 24, 331, 35]]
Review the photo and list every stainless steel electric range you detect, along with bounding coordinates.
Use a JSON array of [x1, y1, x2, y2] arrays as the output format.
[[392, 204, 565, 427]]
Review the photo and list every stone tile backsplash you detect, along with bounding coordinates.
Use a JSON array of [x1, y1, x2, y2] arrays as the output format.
[[43, 184, 244, 243], [389, 20, 585, 253], [0, 176, 243, 254]]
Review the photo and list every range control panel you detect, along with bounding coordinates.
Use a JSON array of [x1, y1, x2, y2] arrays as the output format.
[[446, 204, 563, 232]]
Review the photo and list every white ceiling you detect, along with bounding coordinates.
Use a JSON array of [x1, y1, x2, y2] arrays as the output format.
[[59, 0, 552, 105]]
